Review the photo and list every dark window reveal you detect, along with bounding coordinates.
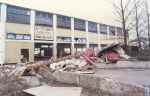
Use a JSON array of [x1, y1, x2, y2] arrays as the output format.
[[7, 5, 30, 24], [117, 27, 123, 36], [109, 26, 116, 36], [35, 11, 53, 26], [100, 24, 107, 34], [88, 21, 97, 33], [57, 15, 71, 29], [74, 18, 85, 31]]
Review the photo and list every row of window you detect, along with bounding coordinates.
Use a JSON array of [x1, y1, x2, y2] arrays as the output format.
[[4, 5, 123, 36]]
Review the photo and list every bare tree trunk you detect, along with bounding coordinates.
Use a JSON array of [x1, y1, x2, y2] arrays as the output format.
[[135, 4, 141, 48], [121, 0, 128, 49], [146, 0, 150, 47]]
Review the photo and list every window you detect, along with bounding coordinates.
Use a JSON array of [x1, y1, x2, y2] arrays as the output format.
[[74, 18, 85, 31], [117, 27, 123, 36], [57, 15, 71, 29], [88, 21, 97, 33], [35, 11, 53, 26], [109, 26, 116, 36], [7, 5, 30, 24], [100, 24, 107, 34]]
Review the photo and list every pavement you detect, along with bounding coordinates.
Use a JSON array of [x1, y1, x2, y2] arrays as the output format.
[[95, 60, 150, 88]]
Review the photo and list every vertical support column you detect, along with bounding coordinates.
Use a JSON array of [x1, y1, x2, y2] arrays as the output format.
[[86, 21, 89, 48], [71, 17, 75, 56], [107, 25, 110, 45], [30, 10, 35, 62], [30, 10, 35, 41], [53, 14, 57, 59], [115, 27, 118, 43], [0, 4, 7, 64], [97, 23, 101, 49]]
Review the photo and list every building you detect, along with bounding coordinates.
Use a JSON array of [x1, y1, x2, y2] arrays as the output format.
[[0, 3, 124, 64]]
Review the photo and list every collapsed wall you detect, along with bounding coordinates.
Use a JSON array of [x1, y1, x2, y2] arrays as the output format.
[[53, 71, 150, 96]]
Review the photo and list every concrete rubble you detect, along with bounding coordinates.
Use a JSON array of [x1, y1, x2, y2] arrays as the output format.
[[1, 43, 150, 96], [50, 43, 131, 73]]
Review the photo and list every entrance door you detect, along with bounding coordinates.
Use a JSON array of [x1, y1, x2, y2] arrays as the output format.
[[21, 49, 29, 63], [34, 43, 53, 61]]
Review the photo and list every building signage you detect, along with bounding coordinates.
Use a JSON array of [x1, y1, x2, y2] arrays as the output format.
[[74, 38, 86, 43], [7, 33, 31, 40], [7, 33, 16, 39], [34, 26, 53, 40], [57, 37, 72, 43], [16, 34, 24, 40], [24, 34, 31, 40]]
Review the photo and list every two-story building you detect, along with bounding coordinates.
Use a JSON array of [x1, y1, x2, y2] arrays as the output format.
[[0, 3, 124, 64]]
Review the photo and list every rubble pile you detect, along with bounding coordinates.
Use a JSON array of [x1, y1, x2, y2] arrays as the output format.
[[0, 43, 131, 96], [50, 43, 131, 72], [0, 61, 56, 96], [50, 55, 87, 72]]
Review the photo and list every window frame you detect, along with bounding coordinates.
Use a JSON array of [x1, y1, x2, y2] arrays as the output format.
[[109, 26, 116, 36], [74, 18, 86, 31], [7, 5, 31, 24], [117, 27, 123, 36], [100, 24, 107, 34], [57, 15, 71, 29], [35, 11, 53, 26], [88, 21, 97, 33]]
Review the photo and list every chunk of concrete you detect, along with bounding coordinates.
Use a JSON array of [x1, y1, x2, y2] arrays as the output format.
[[53, 71, 79, 85], [21, 76, 41, 87], [79, 74, 99, 90]]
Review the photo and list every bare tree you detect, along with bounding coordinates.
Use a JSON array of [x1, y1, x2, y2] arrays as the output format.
[[145, 0, 150, 47], [113, 0, 135, 49], [129, 0, 147, 49], [135, 3, 141, 48]]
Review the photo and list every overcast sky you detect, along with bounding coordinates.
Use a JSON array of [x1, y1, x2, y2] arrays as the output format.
[[0, 0, 119, 26]]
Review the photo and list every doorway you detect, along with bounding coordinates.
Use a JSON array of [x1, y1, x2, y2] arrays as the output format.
[[21, 49, 29, 63]]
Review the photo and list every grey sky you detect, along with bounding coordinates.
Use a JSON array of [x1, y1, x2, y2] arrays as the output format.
[[0, 0, 118, 26]]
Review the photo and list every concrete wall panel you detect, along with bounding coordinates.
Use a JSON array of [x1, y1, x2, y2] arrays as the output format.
[[74, 30, 86, 38], [5, 41, 34, 63], [6, 23, 30, 34], [56, 28, 71, 37]]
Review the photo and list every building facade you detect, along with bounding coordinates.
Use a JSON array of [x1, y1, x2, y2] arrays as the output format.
[[0, 3, 124, 64]]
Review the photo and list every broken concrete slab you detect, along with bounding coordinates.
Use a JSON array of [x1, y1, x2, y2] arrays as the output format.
[[79, 74, 99, 89], [24, 86, 82, 96], [21, 76, 41, 87], [52, 71, 150, 96], [53, 71, 80, 85]]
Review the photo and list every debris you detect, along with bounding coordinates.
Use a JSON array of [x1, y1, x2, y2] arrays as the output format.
[[24, 86, 82, 96], [97, 43, 130, 63], [83, 48, 96, 65], [0, 43, 132, 96]]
